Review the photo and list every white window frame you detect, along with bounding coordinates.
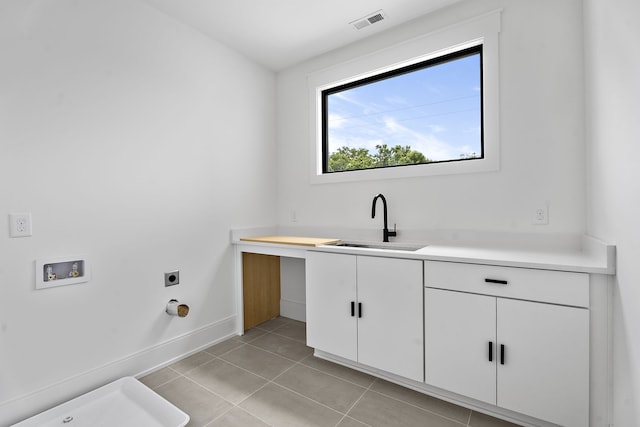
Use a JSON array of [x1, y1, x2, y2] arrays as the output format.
[[308, 10, 501, 184]]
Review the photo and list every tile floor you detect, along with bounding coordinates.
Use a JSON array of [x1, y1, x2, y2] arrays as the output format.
[[140, 317, 521, 427]]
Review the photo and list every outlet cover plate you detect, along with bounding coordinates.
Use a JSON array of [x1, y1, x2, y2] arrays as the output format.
[[165, 271, 180, 287], [533, 206, 549, 225], [9, 213, 32, 237]]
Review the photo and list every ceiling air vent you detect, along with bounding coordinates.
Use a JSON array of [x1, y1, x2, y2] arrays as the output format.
[[350, 10, 386, 30]]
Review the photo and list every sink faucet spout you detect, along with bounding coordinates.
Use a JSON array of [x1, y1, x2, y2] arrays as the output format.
[[371, 193, 397, 242]]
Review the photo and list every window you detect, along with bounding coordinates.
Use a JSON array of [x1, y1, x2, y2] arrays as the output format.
[[322, 45, 483, 174], [308, 10, 500, 183]]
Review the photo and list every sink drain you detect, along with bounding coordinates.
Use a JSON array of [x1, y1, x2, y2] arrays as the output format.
[[62, 416, 74, 424]]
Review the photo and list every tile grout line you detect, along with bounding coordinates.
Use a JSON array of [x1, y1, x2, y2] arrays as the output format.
[[201, 404, 235, 427], [266, 377, 348, 419], [334, 376, 378, 427], [230, 354, 360, 424], [233, 333, 378, 392], [298, 354, 376, 389], [222, 354, 311, 426], [144, 365, 192, 391], [218, 339, 306, 408], [142, 377, 179, 391], [252, 318, 295, 334], [242, 339, 314, 363], [204, 339, 250, 356], [220, 339, 377, 425], [171, 353, 222, 377], [270, 331, 307, 342], [338, 415, 373, 427], [163, 372, 250, 426], [365, 386, 469, 426], [287, 354, 469, 426], [201, 317, 299, 426], [164, 351, 274, 425], [205, 405, 275, 427], [245, 345, 381, 421], [179, 373, 240, 405]]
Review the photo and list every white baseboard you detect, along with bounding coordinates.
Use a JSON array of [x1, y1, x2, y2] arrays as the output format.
[[1, 315, 239, 426], [280, 298, 306, 322]]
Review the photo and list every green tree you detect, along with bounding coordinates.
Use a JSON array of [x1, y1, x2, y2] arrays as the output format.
[[328, 147, 375, 172], [373, 144, 429, 167], [328, 144, 431, 172]]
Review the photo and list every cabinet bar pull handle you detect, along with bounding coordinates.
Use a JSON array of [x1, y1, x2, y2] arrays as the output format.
[[350, 301, 355, 317], [500, 344, 505, 365], [488, 342, 493, 362], [358, 302, 362, 318], [485, 278, 508, 285]]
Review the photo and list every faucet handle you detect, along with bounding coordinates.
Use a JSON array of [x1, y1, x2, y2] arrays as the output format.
[[388, 223, 397, 238]]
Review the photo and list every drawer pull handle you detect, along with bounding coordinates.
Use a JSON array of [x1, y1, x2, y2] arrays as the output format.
[[485, 278, 508, 285], [500, 344, 506, 365], [350, 301, 355, 317], [488, 341, 493, 362]]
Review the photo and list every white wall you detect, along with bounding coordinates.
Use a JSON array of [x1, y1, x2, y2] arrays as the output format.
[[276, 0, 586, 240], [584, 0, 640, 425], [280, 257, 306, 321], [0, 0, 276, 423]]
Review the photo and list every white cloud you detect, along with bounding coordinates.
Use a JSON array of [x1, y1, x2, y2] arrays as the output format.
[[466, 125, 481, 135], [384, 96, 409, 106], [332, 91, 376, 114], [328, 113, 345, 129], [328, 134, 382, 154], [382, 116, 456, 161]]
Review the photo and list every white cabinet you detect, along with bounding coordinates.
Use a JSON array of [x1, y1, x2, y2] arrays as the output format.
[[356, 256, 423, 380], [497, 297, 588, 426], [306, 251, 423, 381], [425, 261, 589, 427], [425, 289, 497, 404], [306, 252, 357, 361]]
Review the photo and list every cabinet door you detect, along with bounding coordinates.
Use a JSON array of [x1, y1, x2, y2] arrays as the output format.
[[305, 252, 357, 361], [425, 288, 497, 404], [357, 256, 423, 382], [497, 299, 589, 427]]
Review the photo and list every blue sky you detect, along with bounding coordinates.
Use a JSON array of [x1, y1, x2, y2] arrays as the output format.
[[326, 53, 481, 162]]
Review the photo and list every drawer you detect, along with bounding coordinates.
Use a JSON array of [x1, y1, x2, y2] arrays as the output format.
[[424, 261, 589, 307]]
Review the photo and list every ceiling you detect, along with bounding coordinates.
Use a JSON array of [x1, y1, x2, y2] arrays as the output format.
[[142, 0, 463, 71]]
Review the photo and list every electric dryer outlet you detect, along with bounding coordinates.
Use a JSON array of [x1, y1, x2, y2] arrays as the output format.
[[164, 271, 180, 287]]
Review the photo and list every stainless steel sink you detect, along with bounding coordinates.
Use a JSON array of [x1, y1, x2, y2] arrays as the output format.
[[331, 241, 426, 252]]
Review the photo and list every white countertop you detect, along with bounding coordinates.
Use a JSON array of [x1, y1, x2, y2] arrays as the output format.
[[312, 242, 614, 274], [231, 228, 616, 275]]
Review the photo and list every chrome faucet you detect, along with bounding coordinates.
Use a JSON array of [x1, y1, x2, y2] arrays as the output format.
[[371, 193, 397, 242]]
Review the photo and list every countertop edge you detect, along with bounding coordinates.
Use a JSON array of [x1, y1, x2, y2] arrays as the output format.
[[308, 245, 614, 275]]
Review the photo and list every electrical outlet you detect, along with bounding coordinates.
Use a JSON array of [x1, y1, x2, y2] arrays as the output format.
[[533, 206, 548, 225], [165, 271, 180, 287], [9, 213, 32, 237]]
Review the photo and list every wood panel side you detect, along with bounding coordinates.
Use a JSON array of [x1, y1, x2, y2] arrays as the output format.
[[242, 252, 281, 331]]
